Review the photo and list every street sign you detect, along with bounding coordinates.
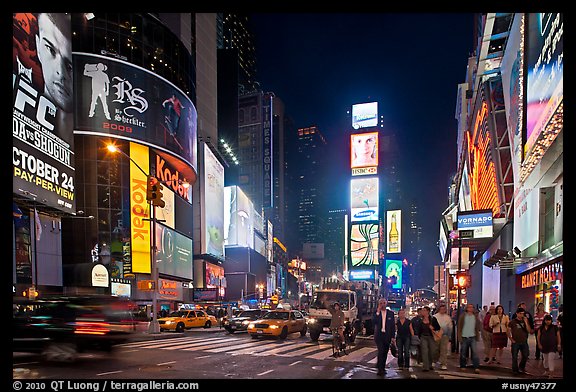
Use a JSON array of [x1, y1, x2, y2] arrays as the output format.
[[459, 230, 474, 239]]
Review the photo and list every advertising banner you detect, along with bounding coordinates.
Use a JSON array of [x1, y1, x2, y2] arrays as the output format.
[[193, 288, 218, 302], [13, 13, 76, 213], [262, 96, 273, 208], [385, 259, 403, 289], [525, 13, 563, 157], [351, 132, 378, 169], [158, 278, 183, 301], [350, 177, 379, 222], [350, 223, 379, 268], [202, 144, 224, 258], [352, 102, 378, 129], [386, 210, 402, 254], [155, 223, 193, 280], [205, 262, 224, 288], [73, 52, 197, 176]]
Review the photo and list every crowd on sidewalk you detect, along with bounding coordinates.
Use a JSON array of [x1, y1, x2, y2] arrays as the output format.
[[383, 301, 563, 378]]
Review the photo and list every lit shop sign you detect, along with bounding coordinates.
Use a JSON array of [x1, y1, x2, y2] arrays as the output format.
[[158, 279, 183, 300], [352, 102, 378, 129], [457, 210, 493, 238], [349, 269, 375, 280], [521, 261, 563, 289], [91, 264, 109, 287]]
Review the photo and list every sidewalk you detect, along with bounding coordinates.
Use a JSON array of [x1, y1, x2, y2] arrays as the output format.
[[443, 334, 563, 379]]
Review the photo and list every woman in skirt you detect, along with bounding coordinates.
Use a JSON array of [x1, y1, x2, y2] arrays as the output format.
[[488, 304, 510, 364]]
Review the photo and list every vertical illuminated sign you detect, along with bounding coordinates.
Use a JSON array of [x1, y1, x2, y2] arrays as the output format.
[[130, 142, 151, 273], [350, 223, 379, 268], [386, 210, 402, 254], [350, 177, 379, 222], [202, 144, 224, 258], [352, 102, 378, 129]]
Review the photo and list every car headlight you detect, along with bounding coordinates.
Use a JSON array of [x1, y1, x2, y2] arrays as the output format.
[[269, 325, 279, 329], [248, 323, 255, 329], [307, 318, 316, 324], [224, 320, 230, 325], [165, 320, 173, 325], [242, 320, 250, 325]]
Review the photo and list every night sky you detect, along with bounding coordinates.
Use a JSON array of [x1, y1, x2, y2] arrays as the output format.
[[249, 13, 475, 287]]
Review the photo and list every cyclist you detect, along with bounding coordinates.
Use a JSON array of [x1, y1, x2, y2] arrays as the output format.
[[327, 301, 346, 348]]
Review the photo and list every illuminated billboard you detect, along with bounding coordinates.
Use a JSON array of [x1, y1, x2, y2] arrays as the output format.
[[129, 142, 151, 274], [351, 132, 379, 169], [526, 13, 563, 158], [13, 13, 76, 213], [202, 144, 225, 259], [350, 223, 379, 268], [386, 210, 402, 254], [73, 52, 198, 180], [350, 177, 379, 222], [352, 102, 378, 129], [155, 223, 193, 279], [385, 259, 403, 290], [224, 186, 254, 248], [457, 209, 493, 238]]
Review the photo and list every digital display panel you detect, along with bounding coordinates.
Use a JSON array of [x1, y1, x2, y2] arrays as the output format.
[[350, 223, 379, 267], [350, 177, 379, 222], [385, 259, 403, 289], [351, 132, 378, 169], [352, 102, 378, 129], [386, 210, 402, 254]]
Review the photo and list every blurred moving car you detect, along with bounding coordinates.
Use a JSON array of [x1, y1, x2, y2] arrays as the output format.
[[13, 295, 146, 362], [247, 309, 307, 339], [158, 309, 217, 332], [223, 309, 268, 334]]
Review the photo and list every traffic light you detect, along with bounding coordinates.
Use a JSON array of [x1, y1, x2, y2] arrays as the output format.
[[456, 272, 471, 289], [147, 176, 165, 208]]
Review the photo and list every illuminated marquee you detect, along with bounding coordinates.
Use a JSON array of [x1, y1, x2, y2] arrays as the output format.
[[521, 261, 562, 289]]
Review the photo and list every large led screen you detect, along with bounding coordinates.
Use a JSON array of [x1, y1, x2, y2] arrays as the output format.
[[350, 223, 379, 268], [155, 223, 193, 280], [386, 210, 402, 254], [351, 132, 379, 169], [13, 13, 76, 213], [350, 177, 379, 222], [202, 144, 224, 258], [73, 52, 198, 177], [385, 259, 403, 290], [224, 186, 254, 248], [526, 13, 563, 157], [352, 102, 378, 129]]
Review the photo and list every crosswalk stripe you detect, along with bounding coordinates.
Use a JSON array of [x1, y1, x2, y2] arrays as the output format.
[[207, 341, 272, 353], [276, 343, 330, 357], [335, 347, 376, 362], [120, 336, 198, 348], [125, 337, 227, 350], [252, 341, 303, 356], [160, 338, 234, 350], [181, 340, 252, 352], [367, 352, 395, 364], [306, 347, 337, 360], [231, 341, 282, 355]]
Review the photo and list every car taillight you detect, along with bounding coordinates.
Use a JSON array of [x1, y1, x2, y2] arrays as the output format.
[[74, 320, 110, 335]]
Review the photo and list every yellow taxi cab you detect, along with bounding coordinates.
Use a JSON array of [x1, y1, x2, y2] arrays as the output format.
[[247, 309, 307, 339], [158, 309, 217, 332]]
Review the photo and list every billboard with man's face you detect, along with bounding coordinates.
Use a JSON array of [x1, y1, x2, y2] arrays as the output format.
[[13, 13, 76, 213]]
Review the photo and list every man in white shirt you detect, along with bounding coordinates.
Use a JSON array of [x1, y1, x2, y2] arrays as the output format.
[[373, 298, 396, 376], [434, 304, 453, 370]]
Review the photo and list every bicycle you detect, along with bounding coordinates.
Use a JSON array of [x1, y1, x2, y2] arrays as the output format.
[[331, 326, 351, 357]]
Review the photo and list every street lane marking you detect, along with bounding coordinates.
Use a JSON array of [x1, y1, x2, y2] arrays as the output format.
[[160, 338, 232, 350], [195, 355, 211, 359], [252, 341, 304, 356], [120, 336, 202, 348], [257, 369, 275, 376], [182, 339, 254, 351], [289, 360, 302, 366], [157, 361, 176, 366], [123, 349, 140, 353], [208, 341, 272, 353], [306, 347, 335, 360], [12, 362, 39, 366], [97, 370, 123, 376]]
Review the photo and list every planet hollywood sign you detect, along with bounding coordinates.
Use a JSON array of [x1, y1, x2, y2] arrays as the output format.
[[520, 261, 563, 289]]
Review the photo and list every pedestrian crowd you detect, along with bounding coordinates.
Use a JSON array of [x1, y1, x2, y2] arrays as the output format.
[[371, 300, 563, 378]]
